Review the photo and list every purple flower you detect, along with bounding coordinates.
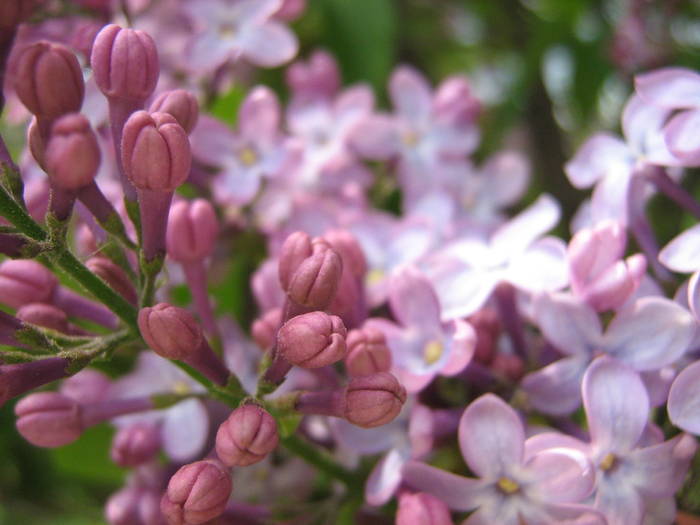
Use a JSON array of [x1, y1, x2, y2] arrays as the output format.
[[184, 0, 298, 71], [522, 292, 696, 415], [403, 394, 601, 524], [364, 267, 475, 392]]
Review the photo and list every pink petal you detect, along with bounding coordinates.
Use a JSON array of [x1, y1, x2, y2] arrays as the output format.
[[589, 167, 633, 226], [665, 108, 700, 166], [594, 486, 643, 525], [388, 266, 441, 330], [565, 133, 631, 189], [524, 449, 595, 504], [232, 0, 282, 23], [186, 31, 234, 72], [689, 271, 700, 321], [521, 355, 589, 416], [490, 194, 560, 257], [239, 21, 298, 68], [481, 150, 531, 207], [635, 67, 700, 109], [458, 394, 524, 478], [668, 360, 700, 434], [582, 357, 648, 453], [348, 114, 400, 160], [659, 224, 700, 273], [430, 265, 500, 321], [239, 86, 281, 144], [365, 448, 408, 506], [440, 319, 476, 376], [162, 399, 209, 461], [506, 237, 569, 293], [603, 297, 695, 370], [533, 293, 601, 357], [402, 461, 488, 512], [621, 94, 672, 155], [389, 66, 433, 123]]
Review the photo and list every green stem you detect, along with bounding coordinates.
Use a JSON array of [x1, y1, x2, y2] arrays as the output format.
[[171, 361, 243, 407], [281, 434, 359, 487]]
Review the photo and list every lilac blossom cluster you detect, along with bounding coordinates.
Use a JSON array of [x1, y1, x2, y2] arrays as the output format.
[[1, 1, 700, 524]]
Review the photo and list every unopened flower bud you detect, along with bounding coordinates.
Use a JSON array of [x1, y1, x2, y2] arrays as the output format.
[[277, 311, 346, 368], [111, 422, 161, 467], [0, 259, 57, 308], [161, 459, 232, 525], [166, 199, 219, 264], [15, 391, 83, 447], [106, 487, 164, 525], [138, 303, 202, 361], [251, 308, 281, 351], [91, 24, 159, 102], [16, 303, 69, 332], [283, 237, 343, 310], [278, 231, 313, 290], [1, 357, 70, 406], [397, 492, 453, 525], [433, 76, 481, 126], [215, 405, 279, 467], [344, 372, 406, 428], [491, 353, 525, 382], [324, 229, 367, 279], [0, 0, 37, 29], [286, 50, 339, 100], [345, 327, 391, 376], [121, 111, 191, 191], [13, 41, 84, 120], [468, 308, 501, 365], [150, 90, 199, 134], [60, 369, 111, 403], [275, 0, 306, 21], [86, 256, 137, 305], [46, 113, 101, 190]]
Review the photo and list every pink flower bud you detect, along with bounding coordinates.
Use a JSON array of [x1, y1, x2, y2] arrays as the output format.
[[277, 311, 347, 368], [161, 459, 232, 525], [150, 90, 199, 134], [275, 0, 306, 21], [251, 308, 281, 351], [468, 308, 501, 365], [345, 327, 391, 376], [166, 199, 219, 264], [15, 391, 83, 447], [106, 487, 164, 525], [0, 259, 57, 308], [581, 254, 647, 312], [0, 0, 37, 29], [283, 237, 343, 309], [138, 303, 202, 361], [121, 111, 191, 191], [86, 256, 137, 305], [324, 229, 367, 279], [27, 116, 46, 168], [286, 50, 339, 100], [344, 372, 406, 428], [1, 357, 70, 406], [46, 113, 101, 190], [111, 422, 161, 467], [278, 231, 313, 291], [13, 41, 84, 120], [16, 303, 69, 332], [433, 75, 481, 126], [397, 492, 453, 525], [91, 24, 159, 102], [60, 369, 111, 403], [568, 221, 626, 292], [215, 405, 279, 467]]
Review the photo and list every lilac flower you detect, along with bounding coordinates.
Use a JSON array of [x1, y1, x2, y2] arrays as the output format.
[[528, 357, 698, 525], [565, 94, 679, 225], [364, 267, 474, 392], [184, 0, 298, 71], [111, 352, 209, 462], [426, 194, 567, 320], [522, 292, 695, 415], [659, 223, 700, 320], [635, 67, 700, 166], [403, 394, 601, 524]]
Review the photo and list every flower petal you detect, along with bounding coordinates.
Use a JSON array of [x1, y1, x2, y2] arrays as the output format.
[[458, 394, 524, 478], [389, 266, 442, 331], [162, 399, 209, 462], [635, 67, 700, 109], [402, 461, 488, 512], [524, 449, 595, 504], [440, 319, 476, 376], [533, 293, 601, 357], [565, 134, 631, 189], [365, 448, 408, 506], [239, 86, 281, 144], [521, 355, 589, 416], [582, 357, 648, 453], [389, 66, 433, 123], [506, 237, 569, 293], [668, 360, 700, 434], [659, 224, 700, 273], [239, 21, 298, 68], [490, 194, 560, 257], [665, 109, 700, 166]]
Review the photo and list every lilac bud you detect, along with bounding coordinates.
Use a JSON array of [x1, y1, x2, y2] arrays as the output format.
[[433, 75, 480, 126], [324, 229, 367, 279], [121, 111, 191, 192], [60, 369, 111, 403], [161, 459, 232, 525], [1, 357, 70, 406], [396, 492, 453, 525], [0, 0, 37, 29], [46, 113, 101, 191], [344, 372, 406, 428], [13, 41, 84, 120], [86, 256, 137, 305], [150, 90, 199, 135], [215, 405, 279, 467], [275, 0, 306, 21], [345, 327, 391, 376], [138, 303, 202, 361], [468, 308, 501, 365], [15, 391, 83, 447], [166, 199, 219, 264], [251, 308, 281, 351], [111, 422, 161, 467], [27, 116, 46, 168], [0, 259, 57, 309], [282, 237, 343, 310], [16, 303, 69, 332], [278, 231, 313, 291], [106, 487, 165, 525], [91, 24, 159, 102], [277, 311, 346, 368], [286, 50, 339, 100]]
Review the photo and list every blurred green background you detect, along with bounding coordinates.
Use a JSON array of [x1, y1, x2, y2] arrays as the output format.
[[2, 0, 700, 522]]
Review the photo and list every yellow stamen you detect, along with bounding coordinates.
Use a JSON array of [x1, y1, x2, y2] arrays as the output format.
[[173, 381, 191, 396], [239, 147, 258, 166], [366, 268, 385, 286], [497, 477, 520, 494], [402, 131, 420, 147], [599, 452, 617, 471], [423, 340, 443, 365]]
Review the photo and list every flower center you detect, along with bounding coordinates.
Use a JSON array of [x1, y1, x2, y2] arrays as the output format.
[[366, 268, 385, 286], [599, 452, 617, 472], [423, 340, 443, 365], [218, 23, 236, 39], [497, 476, 520, 494], [173, 380, 191, 395], [238, 147, 258, 166], [402, 130, 420, 147]]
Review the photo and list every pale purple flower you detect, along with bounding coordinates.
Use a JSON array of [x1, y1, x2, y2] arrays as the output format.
[[522, 292, 696, 415], [426, 194, 568, 320], [667, 359, 700, 434], [528, 357, 698, 525], [364, 267, 475, 393], [635, 67, 700, 166], [403, 394, 601, 525], [659, 223, 700, 320], [111, 352, 209, 462], [565, 94, 680, 225], [184, 0, 298, 71]]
